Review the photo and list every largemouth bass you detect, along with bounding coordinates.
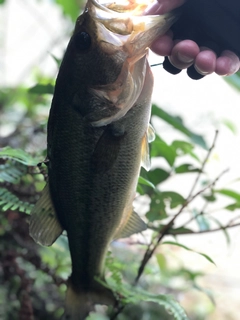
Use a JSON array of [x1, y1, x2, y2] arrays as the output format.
[[29, 0, 176, 319]]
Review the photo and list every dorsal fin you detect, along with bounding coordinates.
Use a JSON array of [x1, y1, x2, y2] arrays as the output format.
[[114, 210, 147, 239], [29, 183, 63, 246]]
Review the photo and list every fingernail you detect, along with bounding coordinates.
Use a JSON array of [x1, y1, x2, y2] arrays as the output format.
[[227, 63, 240, 75], [178, 53, 194, 63], [194, 65, 210, 75]]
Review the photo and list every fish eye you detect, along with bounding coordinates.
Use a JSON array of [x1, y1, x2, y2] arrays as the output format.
[[74, 31, 91, 51]]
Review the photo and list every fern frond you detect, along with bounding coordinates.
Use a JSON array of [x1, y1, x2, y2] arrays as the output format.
[[105, 252, 123, 286], [98, 270, 189, 320], [0, 187, 34, 214], [0, 161, 27, 184], [0, 147, 41, 166], [133, 290, 189, 320]]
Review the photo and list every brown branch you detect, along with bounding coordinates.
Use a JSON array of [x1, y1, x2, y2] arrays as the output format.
[[187, 130, 218, 199], [176, 222, 240, 235], [134, 131, 224, 284], [149, 222, 240, 236], [178, 201, 209, 229], [109, 304, 126, 320]]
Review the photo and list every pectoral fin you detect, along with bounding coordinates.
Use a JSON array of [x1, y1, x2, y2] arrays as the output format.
[[141, 132, 151, 171], [141, 124, 155, 171], [91, 126, 125, 174], [29, 183, 63, 246], [147, 124, 155, 143], [114, 211, 147, 239]]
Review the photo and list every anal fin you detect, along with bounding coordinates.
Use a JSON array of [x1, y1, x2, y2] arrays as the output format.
[[114, 210, 147, 239], [29, 183, 63, 246]]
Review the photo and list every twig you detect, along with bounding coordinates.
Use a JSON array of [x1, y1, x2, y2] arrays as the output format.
[[187, 130, 218, 199], [179, 201, 209, 229], [177, 222, 240, 235], [150, 222, 240, 236], [134, 131, 223, 284], [109, 305, 126, 320], [227, 215, 240, 225]]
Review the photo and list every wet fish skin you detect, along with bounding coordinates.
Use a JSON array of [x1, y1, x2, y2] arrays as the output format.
[[29, 1, 176, 319]]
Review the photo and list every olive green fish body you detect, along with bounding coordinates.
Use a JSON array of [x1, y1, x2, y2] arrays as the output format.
[[29, 1, 176, 318], [48, 57, 153, 289]]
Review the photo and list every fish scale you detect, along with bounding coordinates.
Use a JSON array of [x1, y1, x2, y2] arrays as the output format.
[[29, 1, 176, 318]]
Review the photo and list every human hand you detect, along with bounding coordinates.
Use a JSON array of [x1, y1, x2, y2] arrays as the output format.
[[146, 0, 240, 79]]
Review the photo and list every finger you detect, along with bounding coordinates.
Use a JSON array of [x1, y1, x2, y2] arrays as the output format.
[[215, 50, 240, 76], [163, 57, 182, 75], [169, 40, 199, 69], [187, 66, 204, 80], [150, 31, 173, 56], [194, 48, 217, 75], [145, 0, 185, 15]]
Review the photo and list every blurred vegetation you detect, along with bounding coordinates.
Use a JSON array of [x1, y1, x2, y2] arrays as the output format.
[[1, 0, 240, 320]]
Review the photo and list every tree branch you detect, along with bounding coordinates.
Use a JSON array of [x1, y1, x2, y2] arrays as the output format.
[[134, 131, 225, 284], [187, 130, 218, 199]]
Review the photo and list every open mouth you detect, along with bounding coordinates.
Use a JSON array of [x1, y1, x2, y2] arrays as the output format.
[[88, 0, 165, 36]]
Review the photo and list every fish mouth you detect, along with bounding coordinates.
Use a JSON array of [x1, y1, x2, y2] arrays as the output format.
[[87, 0, 175, 51]]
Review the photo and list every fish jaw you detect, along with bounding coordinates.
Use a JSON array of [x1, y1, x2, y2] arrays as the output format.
[[82, 0, 176, 126], [88, 0, 176, 57]]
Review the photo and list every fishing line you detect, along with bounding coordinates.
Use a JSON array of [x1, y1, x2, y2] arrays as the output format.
[[150, 62, 163, 67]]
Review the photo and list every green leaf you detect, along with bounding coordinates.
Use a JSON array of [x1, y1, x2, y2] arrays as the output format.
[[175, 164, 201, 174], [225, 71, 240, 91], [147, 168, 170, 186], [137, 292, 189, 320], [99, 277, 189, 320], [209, 217, 231, 245], [136, 184, 144, 195], [50, 53, 62, 68], [156, 253, 167, 271], [56, 0, 82, 21], [0, 187, 34, 214], [0, 161, 27, 184], [221, 119, 237, 134], [147, 193, 167, 222], [162, 241, 216, 265], [105, 252, 123, 287], [0, 147, 41, 166], [28, 84, 54, 95], [171, 140, 200, 162], [161, 191, 185, 209], [146, 192, 185, 222], [152, 105, 208, 149], [215, 188, 240, 201], [193, 283, 215, 305], [202, 191, 216, 202], [0, 0, 5, 4], [151, 135, 176, 166], [224, 202, 240, 211], [138, 176, 155, 190]]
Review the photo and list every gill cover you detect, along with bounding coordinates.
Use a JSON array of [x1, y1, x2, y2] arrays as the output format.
[[85, 0, 177, 127]]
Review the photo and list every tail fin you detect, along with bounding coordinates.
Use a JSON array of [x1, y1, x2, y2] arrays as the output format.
[[62, 279, 116, 320]]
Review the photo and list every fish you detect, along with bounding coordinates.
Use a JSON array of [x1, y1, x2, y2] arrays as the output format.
[[29, 0, 176, 319]]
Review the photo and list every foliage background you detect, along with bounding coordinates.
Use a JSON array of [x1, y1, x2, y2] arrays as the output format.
[[1, 0, 240, 319]]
